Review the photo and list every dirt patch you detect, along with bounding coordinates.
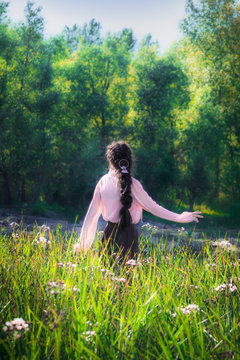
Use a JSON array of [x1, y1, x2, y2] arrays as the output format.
[[0, 208, 239, 253]]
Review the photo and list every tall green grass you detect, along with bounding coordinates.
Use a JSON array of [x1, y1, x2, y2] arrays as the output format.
[[0, 226, 239, 359]]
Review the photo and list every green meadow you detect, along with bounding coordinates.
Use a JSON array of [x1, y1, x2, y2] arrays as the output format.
[[0, 225, 239, 359]]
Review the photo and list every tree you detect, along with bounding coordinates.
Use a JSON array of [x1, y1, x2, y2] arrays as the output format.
[[181, 0, 240, 202], [0, 1, 45, 203], [130, 41, 189, 203], [177, 100, 224, 210]]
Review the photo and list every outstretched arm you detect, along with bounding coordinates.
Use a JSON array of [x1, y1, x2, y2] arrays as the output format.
[[74, 181, 102, 253], [131, 178, 203, 223]]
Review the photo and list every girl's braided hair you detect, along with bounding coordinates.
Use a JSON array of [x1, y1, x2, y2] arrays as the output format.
[[106, 141, 133, 228]]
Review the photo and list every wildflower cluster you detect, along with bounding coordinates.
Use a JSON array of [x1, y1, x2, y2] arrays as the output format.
[[81, 265, 127, 284], [100, 268, 126, 283], [57, 262, 77, 269], [82, 330, 96, 343], [38, 224, 50, 231], [169, 303, 200, 317], [141, 223, 159, 232], [3, 318, 30, 338], [82, 265, 103, 274], [206, 263, 217, 268], [33, 224, 51, 245], [211, 240, 234, 251], [142, 257, 153, 264], [179, 304, 200, 315], [190, 285, 199, 289], [111, 276, 126, 283], [81, 319, 100, 343], [100, 268, 114, 276], [126, 259, 138, 266], [10, 222, 19, 228], [214, 281, 237, 293], [44, 280, 79, 295], [177, 227, 188, 235], [34, 236, 51, 245]]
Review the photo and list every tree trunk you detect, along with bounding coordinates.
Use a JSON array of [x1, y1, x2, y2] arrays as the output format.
[[218, 87, 222, 106], [189, 194, 195, 212], [100, 112, 107, 154], [2, 170, 12, 205], [212, 155, 220, 199], [20, 178, 26, 203]]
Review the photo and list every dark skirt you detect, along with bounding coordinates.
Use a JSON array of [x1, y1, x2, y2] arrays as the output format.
[[101, 221, 138, 260]]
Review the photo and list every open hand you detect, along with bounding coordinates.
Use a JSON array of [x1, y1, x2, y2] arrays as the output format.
[[179, 211, 203, 223]]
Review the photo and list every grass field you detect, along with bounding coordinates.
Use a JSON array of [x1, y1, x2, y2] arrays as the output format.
[[0, 224, 240, 359]]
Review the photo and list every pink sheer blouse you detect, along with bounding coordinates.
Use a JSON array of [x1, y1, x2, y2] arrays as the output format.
[[77, 169, 198, 251]]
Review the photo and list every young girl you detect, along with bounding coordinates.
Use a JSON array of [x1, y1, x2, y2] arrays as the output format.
[[74, 141, 203, 258]]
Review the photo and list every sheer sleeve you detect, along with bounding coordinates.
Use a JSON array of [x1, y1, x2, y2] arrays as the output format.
[[76, 180, 102, 252], [131, 178, 195, 223]]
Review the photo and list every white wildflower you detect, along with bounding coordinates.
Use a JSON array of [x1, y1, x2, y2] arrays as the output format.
[[211, 240, 234, 251], [168, 310, 177, 317], [142, 257, 153, 264], [10, 222, 19, 228], [179, 304, 199, 315], [39, 224, 50, 231], [141, 223, 159, 232], [3, 318, 29, 333], [34, 236, 50, 245], [57, 262, 65, 267], [100, 268, 114, 276], [214, 284, 227, 292], [126, 259, 137, 266], [111, 277, 126, 283], [82, 330, 95, 342], [206, 263, 216, 268], [141, 223, 151, 229], [190, 285, 199, 289], [11, 318, 24, 326], [66, 262, 77, 268], [229, 284, 237, 293], [177, 227, 188, 234], [72, 286, 79, 292], [45, 279, 79, 295]]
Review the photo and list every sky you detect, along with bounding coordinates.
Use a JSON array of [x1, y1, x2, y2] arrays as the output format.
[[7, 0, 187, 54]]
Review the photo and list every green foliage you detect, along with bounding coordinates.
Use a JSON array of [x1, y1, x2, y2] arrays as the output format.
[[28, 199, 64, 216], [0, 0, 239, 220]]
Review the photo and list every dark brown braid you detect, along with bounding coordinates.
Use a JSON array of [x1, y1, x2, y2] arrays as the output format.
[[106, 141, 133, 228]]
